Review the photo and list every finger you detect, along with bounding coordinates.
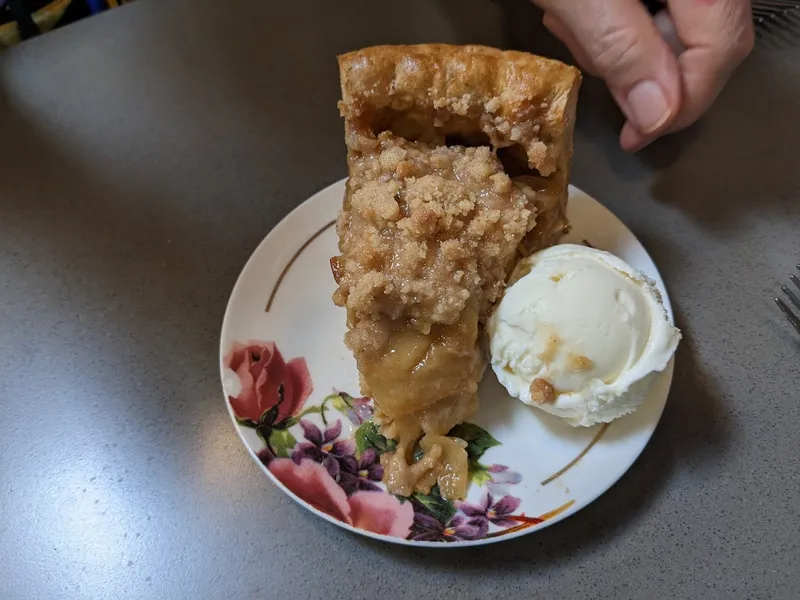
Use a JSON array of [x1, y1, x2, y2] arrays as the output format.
[[620, 9, 683, 152], [666, 0, 754, 131], [542, 12, 599, 76], [624, 1, 754, 151], [620, 119, 652, 152], [652, 8, 685, 56], [538, 0, 682, 137]]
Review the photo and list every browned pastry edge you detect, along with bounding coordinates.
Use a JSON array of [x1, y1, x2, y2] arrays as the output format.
[[337, 44, 581, 178]]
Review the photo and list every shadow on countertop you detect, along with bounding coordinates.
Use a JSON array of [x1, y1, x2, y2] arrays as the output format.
[[644, 50, 800, 234]]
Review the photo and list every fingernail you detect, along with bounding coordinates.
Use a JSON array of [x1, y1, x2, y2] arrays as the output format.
[[626, 80, 670, 134]]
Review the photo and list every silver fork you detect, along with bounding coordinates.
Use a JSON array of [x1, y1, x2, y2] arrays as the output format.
[[640, 2, 800, 39], [775, 265, 800, 335], [753, 1, 800, 35]]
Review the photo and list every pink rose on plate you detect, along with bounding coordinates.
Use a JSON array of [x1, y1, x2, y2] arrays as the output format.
[[348, 489, 416, 538], [225, 341, 312, 424], [269, 458, 414, 538]]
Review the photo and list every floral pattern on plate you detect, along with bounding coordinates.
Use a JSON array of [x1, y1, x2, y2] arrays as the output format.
[[223, 340, 574, 542]]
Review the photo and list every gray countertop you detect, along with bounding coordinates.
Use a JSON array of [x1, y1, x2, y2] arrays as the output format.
[[1, 1, 798, 598]]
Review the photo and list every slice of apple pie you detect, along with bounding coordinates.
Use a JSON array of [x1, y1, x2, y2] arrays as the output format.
[[331, 45, 580, 499]]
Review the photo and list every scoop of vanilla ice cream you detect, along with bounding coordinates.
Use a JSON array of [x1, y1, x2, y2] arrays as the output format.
[[487, 244, 681, 426]]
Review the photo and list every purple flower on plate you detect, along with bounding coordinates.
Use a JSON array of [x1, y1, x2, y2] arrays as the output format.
[[486, 464, 522, 496], [338, 448, 384, 495], [410, 512, 489, 542], [291, 419, 357, 477], [345, 396, 373, 426], [457, 491, 522, 528]]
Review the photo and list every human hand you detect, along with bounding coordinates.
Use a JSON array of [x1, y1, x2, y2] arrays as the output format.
[[534, 0, 754, 151]]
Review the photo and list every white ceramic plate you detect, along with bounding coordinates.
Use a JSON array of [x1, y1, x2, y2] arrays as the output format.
[[219, 179, 674, 547]]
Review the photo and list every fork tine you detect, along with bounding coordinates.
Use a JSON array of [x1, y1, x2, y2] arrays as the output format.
[[783, 284, 800, 311], [792, 274, 800, 292], [753, 2, 800, 39], [775, 297, 800, 334], [759, 16, 800, 41], [753, 0, 800, 9]]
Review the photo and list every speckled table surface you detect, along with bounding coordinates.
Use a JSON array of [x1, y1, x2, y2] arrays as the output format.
[[1, 1, 798, 598]]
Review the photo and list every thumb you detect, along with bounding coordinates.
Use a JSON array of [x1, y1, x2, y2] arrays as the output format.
[[540, 0, 682, 137]]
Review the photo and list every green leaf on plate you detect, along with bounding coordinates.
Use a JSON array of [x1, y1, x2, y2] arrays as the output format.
[[284, 404, 324, 429], [355, 421, 396, 456], [267, 428, 297, 459], [282, 416, 299, 429], [255, 424, 271, 447], [468, 459, 493, 486], [330, 392, 356, 414], [235, 417, 259, 429], [411, 484, 456, 524], [447, 422, 500, 462]]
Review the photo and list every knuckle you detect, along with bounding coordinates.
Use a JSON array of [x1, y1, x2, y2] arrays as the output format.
[[588, 22, 643, 76], [722, 6, 756, 63], [734, 25, 755, 62]]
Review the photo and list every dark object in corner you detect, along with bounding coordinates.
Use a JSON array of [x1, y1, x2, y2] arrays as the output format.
[[4, 0, 40, 39]]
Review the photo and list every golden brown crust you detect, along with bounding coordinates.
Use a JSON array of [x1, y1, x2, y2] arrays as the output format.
[[338, 44, 581, 178]]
